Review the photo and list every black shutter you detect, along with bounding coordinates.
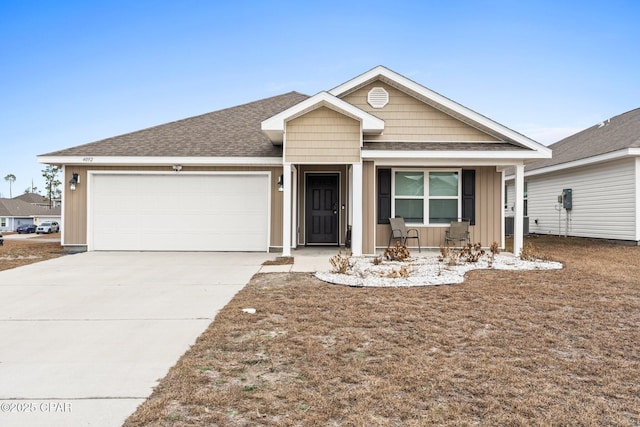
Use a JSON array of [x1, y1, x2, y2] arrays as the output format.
[[462, 169, 476, 225], [377, 168, 391, 224]]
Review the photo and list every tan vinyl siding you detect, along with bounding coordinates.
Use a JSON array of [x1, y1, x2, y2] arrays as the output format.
[[375, 166, 501, 248], [362, 161, 375, 254], [342, 81, 500, 143], [473, 166, 502, 245], [63, 167, 88, 245], [285, 107, 361, 163], [62, 165, 283, 249]]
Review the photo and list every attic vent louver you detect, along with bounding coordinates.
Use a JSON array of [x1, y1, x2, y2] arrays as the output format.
[[367, 87, 389, 108]]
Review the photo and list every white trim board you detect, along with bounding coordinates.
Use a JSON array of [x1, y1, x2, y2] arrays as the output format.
[[38, 156, 283, 167]]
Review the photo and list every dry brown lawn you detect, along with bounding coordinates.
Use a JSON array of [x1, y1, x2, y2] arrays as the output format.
[[0, 233, 65, 271], [117, 236, 636, 426]]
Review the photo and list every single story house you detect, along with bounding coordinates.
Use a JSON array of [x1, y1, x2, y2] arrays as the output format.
[[506, 108, 640, 245], [0, 197, 62, 232], [15, 192, 61, 208], [38, 66, 551, 255]]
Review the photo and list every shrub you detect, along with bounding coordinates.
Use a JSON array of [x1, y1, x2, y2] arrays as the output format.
[[490, 241, 500, 255], [439, 242, 487, 265], [488, 241, 500, 267], [329, 251, 350, 274], [520, 242, 549, 261], [381, 264, 411, 278], [459, 242, 485, 263], [438, 244, 458, 266], [384, 241, 411, 262]]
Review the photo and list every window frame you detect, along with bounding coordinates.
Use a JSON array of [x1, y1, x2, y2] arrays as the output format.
[[391, 168, 462, 226]]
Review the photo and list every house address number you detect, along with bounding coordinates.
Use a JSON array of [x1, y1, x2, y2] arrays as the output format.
[[82, 157, 94, 162]]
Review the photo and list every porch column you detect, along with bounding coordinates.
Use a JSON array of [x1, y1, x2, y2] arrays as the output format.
[[351, 162, 363, 256], [282, 163, 292, 256], [513, 164, 525, 256]]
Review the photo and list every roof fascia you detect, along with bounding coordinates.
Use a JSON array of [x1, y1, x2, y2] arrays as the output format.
[[504, 148, 640, 180], [329, 66, 551, 158], [525, 148, 639, 178], [37, 156, 284, 167], [373, 158, 526, 167], [362, 149, 550, 160], [261, 91, 384, 143]]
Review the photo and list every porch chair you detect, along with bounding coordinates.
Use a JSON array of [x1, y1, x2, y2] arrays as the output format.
[[388, 217, 421, 252], [444, 220, 470, 247]]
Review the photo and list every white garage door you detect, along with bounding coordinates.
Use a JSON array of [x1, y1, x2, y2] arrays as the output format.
[[90, 173, 270, 251]]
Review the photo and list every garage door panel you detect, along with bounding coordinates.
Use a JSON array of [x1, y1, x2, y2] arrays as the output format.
[[91, 174, 270, 251]]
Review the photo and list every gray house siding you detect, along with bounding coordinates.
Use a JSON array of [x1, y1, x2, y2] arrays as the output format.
[[526, 157, 637, 241]]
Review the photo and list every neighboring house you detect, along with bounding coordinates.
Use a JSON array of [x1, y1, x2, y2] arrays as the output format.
[[506, 108, 640, 245], [15, 192, 61, 208], [0, 198, 62, 232], [37, 66, 550, 255]]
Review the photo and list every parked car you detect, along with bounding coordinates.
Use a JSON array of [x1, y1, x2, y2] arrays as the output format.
[[0, 233, 3, 246], [36, 222, 60, 234], [16, 224, 37, 234]]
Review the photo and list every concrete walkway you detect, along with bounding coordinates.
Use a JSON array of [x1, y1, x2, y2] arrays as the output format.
[[0, 251, 269, 427], [258, 247, 342, 273]]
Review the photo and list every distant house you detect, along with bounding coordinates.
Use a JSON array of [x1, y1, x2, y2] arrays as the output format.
[[14, 192, 61, 208], [506, 108, 640, 245], [38, 66, 550, 254], [0, 198, 61, 232]]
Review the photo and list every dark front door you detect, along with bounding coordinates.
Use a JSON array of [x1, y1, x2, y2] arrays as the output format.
[[306, 174, 338, 244]]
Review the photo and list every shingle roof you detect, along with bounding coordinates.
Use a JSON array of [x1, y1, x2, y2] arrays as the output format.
[[0, 198, 61, 217], [14, 192, 50, 205], [527, 108, 640, 171], [41, 92, 309, 158]]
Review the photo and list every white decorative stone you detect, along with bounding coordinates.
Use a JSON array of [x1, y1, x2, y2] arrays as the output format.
[[316, 254, 562, 288]]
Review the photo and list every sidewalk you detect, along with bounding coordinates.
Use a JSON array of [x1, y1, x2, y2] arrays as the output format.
[[259, 248, 335, 273]]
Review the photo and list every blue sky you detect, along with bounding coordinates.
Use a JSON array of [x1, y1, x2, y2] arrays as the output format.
[[1, 0, 638, 197]]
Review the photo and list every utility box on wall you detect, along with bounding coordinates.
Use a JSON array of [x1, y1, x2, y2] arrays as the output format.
[[562, 188, 572, 210]]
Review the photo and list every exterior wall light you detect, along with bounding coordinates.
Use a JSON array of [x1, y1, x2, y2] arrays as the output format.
[[69, 173, 80, 191], [277, 174, 284, 192]]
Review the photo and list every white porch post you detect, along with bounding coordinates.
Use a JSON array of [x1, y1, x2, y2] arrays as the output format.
[[500, 169, 506, 250], [282, 163, 292, 256], [351, 162, 363, 256], [513, 164, 525, 256], [291, 165, 298, 249]]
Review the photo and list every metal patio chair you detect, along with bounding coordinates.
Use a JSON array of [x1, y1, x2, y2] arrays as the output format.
[[388, 217, 421, 252], [444, 220, 470, 246]]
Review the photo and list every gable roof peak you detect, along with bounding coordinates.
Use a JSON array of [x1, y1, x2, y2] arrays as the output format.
[[330, 66, 550, 157], [261, 91, 385, 143]]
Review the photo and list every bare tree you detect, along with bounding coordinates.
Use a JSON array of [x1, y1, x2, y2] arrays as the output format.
[[42, 166, 61, 209], [24, 179, 39, 195], [4, 173, 16, 198]]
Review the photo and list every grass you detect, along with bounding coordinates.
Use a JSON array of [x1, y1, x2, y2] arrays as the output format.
[[0, 233, 64, 271], [124, 236, 640, 426]]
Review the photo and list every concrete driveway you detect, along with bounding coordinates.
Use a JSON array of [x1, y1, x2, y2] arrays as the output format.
[[0, 251, 269, 427]]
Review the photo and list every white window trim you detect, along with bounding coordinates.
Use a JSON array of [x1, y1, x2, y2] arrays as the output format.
[[391, 168, 462, 226]]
